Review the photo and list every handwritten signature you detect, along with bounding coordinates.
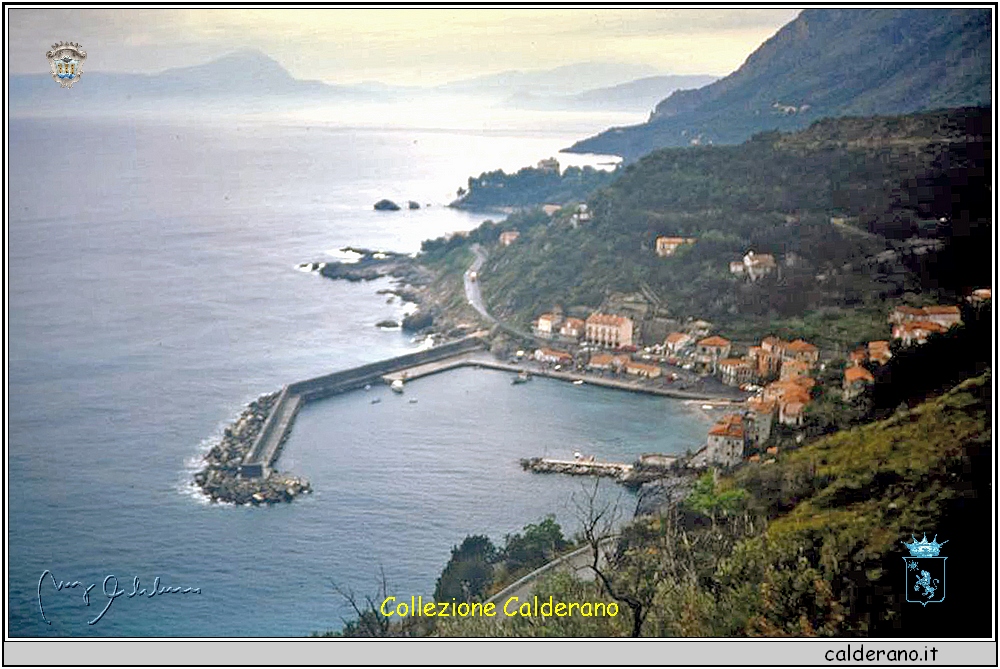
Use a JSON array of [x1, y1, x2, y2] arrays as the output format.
[[38, 570, 201, 625]]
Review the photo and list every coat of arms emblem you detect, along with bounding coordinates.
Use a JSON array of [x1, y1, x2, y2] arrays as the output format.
[[46, 42, 86, 88], [902, 533, 947, 606]]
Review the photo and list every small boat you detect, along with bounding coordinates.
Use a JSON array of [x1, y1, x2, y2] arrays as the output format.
[[371, 397, 381, 404], [364, 384, 372, 391], [391, 379, 405, 394], [408, 398, 418, 404], [511, 371, 531, 385], [701, 404, 713, 410], [573, 379, 584, 386]]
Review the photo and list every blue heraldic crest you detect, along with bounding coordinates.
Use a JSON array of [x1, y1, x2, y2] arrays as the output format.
[[902, 534, 947, 606]]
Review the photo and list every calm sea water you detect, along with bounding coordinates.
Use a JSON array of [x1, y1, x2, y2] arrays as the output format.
[[8, 110, 710, 637]]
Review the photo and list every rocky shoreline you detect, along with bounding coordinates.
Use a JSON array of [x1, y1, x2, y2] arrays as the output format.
[[194, 392, 312, 505], [311, 247, 470, 338]]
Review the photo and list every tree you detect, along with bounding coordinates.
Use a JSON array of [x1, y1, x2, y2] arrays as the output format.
[[434, 535, 497, 602], [501, 515, 569, 574]]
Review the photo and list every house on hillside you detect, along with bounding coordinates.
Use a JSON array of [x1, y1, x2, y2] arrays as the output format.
[[733, 251, 777, 281], [534, 313, 561, 337], [705, 414, 747, 467], [499, 230, 520, 246], [889, 304, 962, 329], [655, 236, 696, 257], [536, 157, 560, 173], [843, 365, 874, 400], [784, 339, 819, 367], [868, 340, 892, 365], [892, 320, 947, 346]]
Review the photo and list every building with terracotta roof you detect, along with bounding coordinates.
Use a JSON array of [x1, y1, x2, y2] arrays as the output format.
[[696, 335, 732, 372], [718, 357, 754, 387], [585, 313, 634, 348], [867, 340, 892, 365], [559, 317, 585, 339], [534, 347, 573, 365], [889, 304, 962, 329], [664, 331, 693, 355], [587, 352, 629, 372], [921, 305, 962, 328], [843, 365, 875, 400], [968, 288, 991, 305], [705, 414, 747, 467], [892, 320, 947, 346], [784, 339, 819, 366], [746, 396, 778, 444], [625, 361, 662, 379], [655, 236, 696, 257], [779, 359, 811, 381]]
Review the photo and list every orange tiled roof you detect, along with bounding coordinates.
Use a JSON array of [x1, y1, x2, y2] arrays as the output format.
[[844, 366, 874, 384], [698, 335, 731, 347], [786, 339, 818, 353], [718, 357, 749, 367], [537, 313, 557, 322], [665, 332, 689, 344], [626, 361, 661, 374], [562, 317, 584, 328], [922, 305, 960, 315], [586, 313, 631, 327]]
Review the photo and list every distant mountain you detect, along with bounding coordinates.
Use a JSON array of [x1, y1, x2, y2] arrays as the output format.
[[568, 9, 992, 160], [505, 74, 719, 113], [7, 50, 413, 113], [437, 62, 665, 98]]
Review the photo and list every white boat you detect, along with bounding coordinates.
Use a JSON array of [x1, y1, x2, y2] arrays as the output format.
[[390, 379, 405, 394], [573, 379, 584, 385], [701, 404, 713, 410]]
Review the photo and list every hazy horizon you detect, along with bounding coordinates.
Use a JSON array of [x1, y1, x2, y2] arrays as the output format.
[[7, 8, 801, 85]]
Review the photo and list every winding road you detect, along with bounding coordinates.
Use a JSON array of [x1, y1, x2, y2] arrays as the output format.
[[463, 244, 494, 322]]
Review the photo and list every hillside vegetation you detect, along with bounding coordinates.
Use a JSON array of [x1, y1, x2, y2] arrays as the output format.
[[473, 107, 990, 346], [435, 372, 991, 637], [570, 9, 991, 160]]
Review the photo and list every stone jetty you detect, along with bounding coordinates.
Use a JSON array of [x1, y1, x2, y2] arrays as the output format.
[[194, 392, 312, 505]]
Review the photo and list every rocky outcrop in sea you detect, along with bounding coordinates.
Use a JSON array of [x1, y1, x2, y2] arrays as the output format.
[[194, 392, 312, 505]]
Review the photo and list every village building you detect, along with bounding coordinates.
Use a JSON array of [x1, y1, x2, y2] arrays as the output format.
[[746, 396, 777, 445], [888, 304, 962, 329], [585, 313, 634, 348], [784, 339, 820, 367], [655, 236, 696, 257], [541, 204, 562, 216], [779, 359, 811, 381], [892, 320, 948, 346], [731, 251, 777, 281], [968, 288, 991, 305], [559, 317, 585, 339], [921, 305, 962, 329], [843, 365, 875, 400], [536, 157, 560, 173], [664, 332, 694, 355], [572, 204, 592, 224], [705, 414, 747, 467], [625, 361, 662, 379], [695, 335, 732, 373], [762, 377, 814, 427], [534, 313, 561, 336], [498, 230, 520, 246], [718, 357, 754, 387], [587, 352, 629, 372], [534, 347, 573, 365], [868, 340, 892, 365]]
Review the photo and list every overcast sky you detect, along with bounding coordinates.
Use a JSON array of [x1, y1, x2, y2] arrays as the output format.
[[8, 8, 802, 85]]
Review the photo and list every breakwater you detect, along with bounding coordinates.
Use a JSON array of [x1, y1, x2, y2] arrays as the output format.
[[193, 336, 488, 504]]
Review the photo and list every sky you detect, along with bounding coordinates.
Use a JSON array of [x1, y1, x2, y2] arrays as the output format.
[[7, 8, 802, 85]]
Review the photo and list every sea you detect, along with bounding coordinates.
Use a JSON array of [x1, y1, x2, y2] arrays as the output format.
[[7, 102, 712, 637]]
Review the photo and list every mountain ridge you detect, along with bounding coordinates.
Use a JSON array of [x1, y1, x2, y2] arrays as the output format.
[[568, 8, 991, 160]]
